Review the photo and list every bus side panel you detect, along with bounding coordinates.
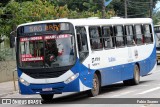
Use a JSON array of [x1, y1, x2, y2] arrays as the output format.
[[122, 63, 134, 81], [100, 45, 156, 86], [149, 50, 157, 71], [140, 46, 156, 76], [139, 60, 149, 76], [101, 65, 122, 86], [100, 62, 135, 86]]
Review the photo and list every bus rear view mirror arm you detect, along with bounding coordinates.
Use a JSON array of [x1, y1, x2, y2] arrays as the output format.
[[10, 31, 16, 48]]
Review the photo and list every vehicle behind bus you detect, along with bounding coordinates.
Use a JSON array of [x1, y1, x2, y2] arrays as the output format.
[[154, 25, 160, 64]]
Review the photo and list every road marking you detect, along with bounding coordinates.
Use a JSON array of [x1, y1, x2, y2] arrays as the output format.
[[138, 87, 160, 95], [111, 91, 135, 97]]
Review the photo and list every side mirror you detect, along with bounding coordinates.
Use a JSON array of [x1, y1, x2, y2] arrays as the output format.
[[0, 37, 4, 43], [10, 31, 16, 48]]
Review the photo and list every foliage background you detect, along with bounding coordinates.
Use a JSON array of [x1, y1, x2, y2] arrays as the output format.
[[0, 0, 159, 38]]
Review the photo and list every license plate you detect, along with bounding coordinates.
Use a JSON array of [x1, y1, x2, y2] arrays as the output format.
[[42, 88, 52, 91]]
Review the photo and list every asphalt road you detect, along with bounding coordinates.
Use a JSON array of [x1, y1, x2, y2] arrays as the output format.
[[1, 65, 160, 107]]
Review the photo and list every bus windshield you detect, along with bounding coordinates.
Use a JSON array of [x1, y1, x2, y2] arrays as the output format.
[[19, 34, 76, 68]]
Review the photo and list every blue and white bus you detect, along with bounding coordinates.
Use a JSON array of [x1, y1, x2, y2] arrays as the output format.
[[10, 18, 156, 101]]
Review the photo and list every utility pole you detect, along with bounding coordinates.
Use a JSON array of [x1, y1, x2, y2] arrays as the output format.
[[150, 0, 153, 18], [124, 0, 127, 18], [102, 0, 106, 18]]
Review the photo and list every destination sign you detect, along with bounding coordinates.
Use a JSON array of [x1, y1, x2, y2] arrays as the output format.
[[23, 23, 69, 33]]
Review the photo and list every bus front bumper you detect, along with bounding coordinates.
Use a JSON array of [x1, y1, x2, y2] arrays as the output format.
[[18, 77, 80, 95]]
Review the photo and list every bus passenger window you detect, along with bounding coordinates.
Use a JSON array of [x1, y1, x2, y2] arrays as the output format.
[[114, 25, 125, 47], [143, 24, 153, 43], [125, 25, 134, 46], [89, 26, 103, 50], [102, 26, 114, 49], [135, 25, 144, 45], [76, 26, 89, 62]]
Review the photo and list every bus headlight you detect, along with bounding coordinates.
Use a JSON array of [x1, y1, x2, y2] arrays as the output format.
[[64, 73, 79, 84], [19, 78, 30, 86]]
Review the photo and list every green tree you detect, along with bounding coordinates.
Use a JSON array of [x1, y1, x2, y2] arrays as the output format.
[[108, 0, 159, 18], [0, 0, 115, 37], [153, 11, 160, 24]]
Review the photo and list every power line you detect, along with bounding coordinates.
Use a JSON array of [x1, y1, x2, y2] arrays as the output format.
[[127, 13, 147, 17], [127, 0, 151, 4], [118, 12, 147, 17], [127, 5, 149, 9], [128, 3, 149, 7]]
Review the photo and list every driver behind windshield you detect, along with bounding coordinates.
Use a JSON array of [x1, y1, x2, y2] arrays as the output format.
[[41, 39, 58, 66]]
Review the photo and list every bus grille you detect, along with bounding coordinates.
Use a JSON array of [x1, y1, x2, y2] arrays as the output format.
[[21, 69, 66, 79]]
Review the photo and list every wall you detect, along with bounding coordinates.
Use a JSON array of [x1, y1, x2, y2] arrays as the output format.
[[0, 37, 17, 82], [0, 61, 17, 82]]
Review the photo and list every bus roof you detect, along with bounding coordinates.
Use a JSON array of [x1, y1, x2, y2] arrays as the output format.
[[17, 18, 153, 28]]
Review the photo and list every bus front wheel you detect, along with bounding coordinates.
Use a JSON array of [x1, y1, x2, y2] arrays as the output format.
[[40, 94, 54, 101], [123, 64, 140, 85], [87, 73, 100, 97]]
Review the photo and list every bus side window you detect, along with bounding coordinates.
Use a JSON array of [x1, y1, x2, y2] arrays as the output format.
[[76, 26, 89, 62], [114, 25, 125, 47], [102, 26, 114, 49], [143, 24, 153, 43], [125, 25, 134, 46], [134, 25, 144, 45], [89, 26, 103, 50]]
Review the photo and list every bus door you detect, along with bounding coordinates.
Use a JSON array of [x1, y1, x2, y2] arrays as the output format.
[[75, 26, 90, 86]]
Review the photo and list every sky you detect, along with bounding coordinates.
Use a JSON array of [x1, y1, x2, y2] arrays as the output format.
[[154, 1, 160, 12]]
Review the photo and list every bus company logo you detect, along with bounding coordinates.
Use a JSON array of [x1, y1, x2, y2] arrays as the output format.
[[134, 49, 138, 58], [92, 57, 100, 66], [92, 57, 100, 63], [2, 99, 11, 104], [1, 99, 42, 104]]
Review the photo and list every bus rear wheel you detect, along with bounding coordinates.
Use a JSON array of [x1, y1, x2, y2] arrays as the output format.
[[40, 94, 54, 101], [123, 64, 140, 85], [87, 73, 100, 97]]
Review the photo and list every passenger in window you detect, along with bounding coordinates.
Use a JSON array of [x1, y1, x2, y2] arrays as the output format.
[[100, 43, 103, 48], [142, 35, 145, 43], [92, 40, 99, 49], [41, 39, 58, 66]]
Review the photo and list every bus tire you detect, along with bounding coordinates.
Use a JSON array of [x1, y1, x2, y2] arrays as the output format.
[[123, 64, 140, 85], [87, 73, 100, 97], [132, 64, 140, 85], [40, 94, 54, 101]]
